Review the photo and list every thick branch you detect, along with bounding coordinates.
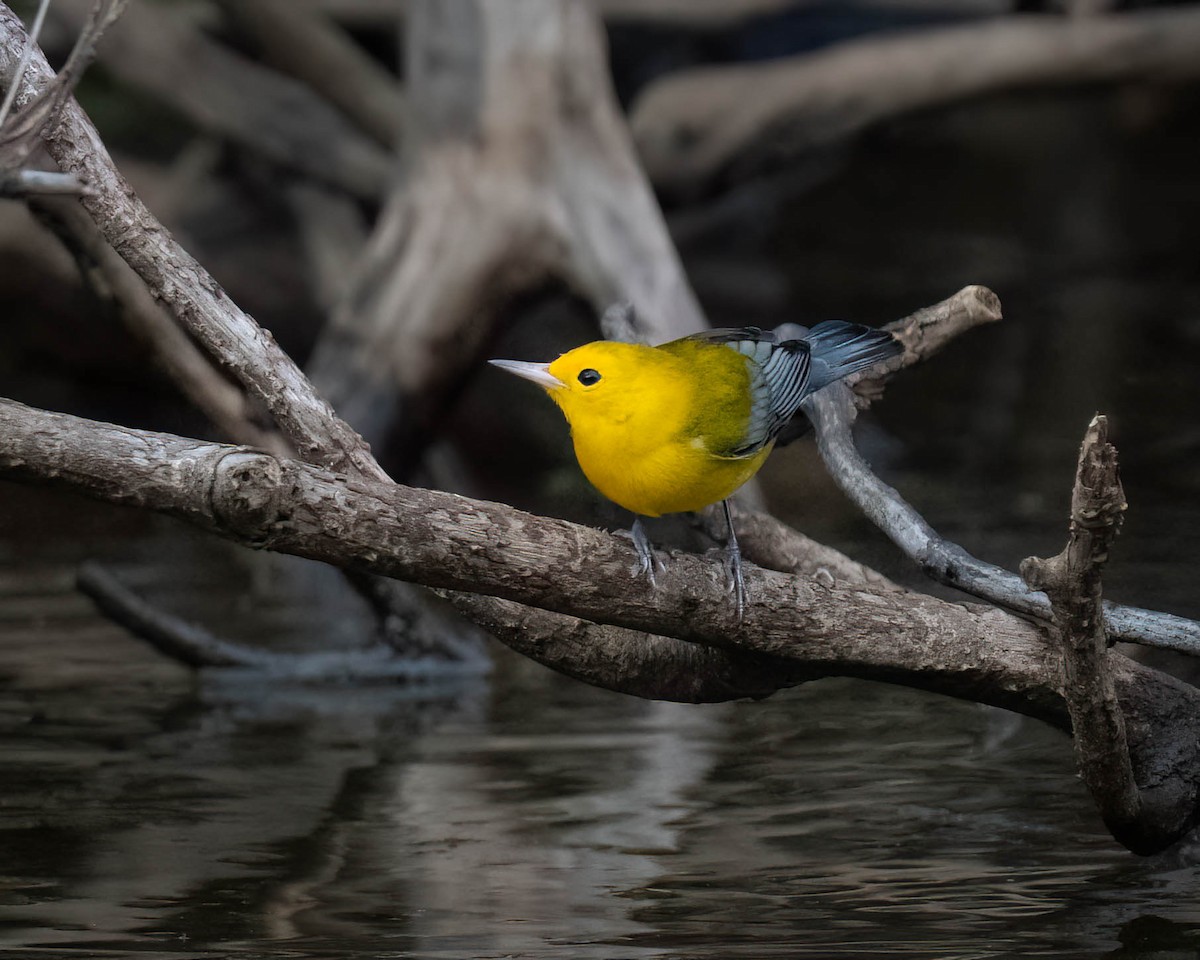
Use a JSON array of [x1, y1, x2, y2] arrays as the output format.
[[3, 399, 1199, 850], [632, 9, 1200, 194], [0, 399, 1168, 711]]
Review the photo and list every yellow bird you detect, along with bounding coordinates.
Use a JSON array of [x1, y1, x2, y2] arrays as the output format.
[[491, 320, 901, 614]]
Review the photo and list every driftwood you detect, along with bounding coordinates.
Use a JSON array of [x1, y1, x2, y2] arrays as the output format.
[[3, 394, 1200, 854], [631, 7, 1200, 195], [1020, 418, 1175, 856], [1, 1, 1199, 855], [306, 0, 706, 462]]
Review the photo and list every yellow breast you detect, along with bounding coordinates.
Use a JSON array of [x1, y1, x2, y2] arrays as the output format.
[[545, 340, 770, 517]]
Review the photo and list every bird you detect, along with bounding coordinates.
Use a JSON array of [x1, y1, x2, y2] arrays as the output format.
[[490, 319, 902, 617]]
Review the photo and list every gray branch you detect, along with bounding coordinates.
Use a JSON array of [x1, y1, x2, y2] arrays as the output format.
[[803, 383, 1200, 656]]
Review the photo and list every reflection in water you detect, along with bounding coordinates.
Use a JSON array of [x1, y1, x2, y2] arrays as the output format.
[[3, 538, 1200, 960]]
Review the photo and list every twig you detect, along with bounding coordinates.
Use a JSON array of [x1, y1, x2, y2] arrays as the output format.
[[0, 168, 88, 195], [0, 0, 128, 169]]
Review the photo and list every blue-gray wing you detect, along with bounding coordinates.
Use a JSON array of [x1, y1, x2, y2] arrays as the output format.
[[685, 327, 812, 455], [684, 320, 900, 454]]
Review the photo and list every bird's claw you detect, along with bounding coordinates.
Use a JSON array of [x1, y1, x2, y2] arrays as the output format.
[[721, 500, 747, 623], [621, 518, 663, 586], [724, 542, 746, 623]]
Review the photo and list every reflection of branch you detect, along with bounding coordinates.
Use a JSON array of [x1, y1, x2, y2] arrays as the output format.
[[632, 9, 1200, 194], [76, 561, 486, 680], [1021, 418, 1188, 855]]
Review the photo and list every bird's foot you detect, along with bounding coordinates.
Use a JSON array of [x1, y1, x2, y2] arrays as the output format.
[[724, 540, 747, 623], [620, 517, 663, 586], [721, 500, 747, 622]]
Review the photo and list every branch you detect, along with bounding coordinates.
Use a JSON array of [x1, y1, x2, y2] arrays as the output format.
[[631, 8, 1200, 195], [0, 3, 389, 485], [0, 398, 1168, 710], [3, 399, 1198, 851], [1020, 417, 1184, 855], [804, 382, 1200, 656], [48, 0, 393, 200]]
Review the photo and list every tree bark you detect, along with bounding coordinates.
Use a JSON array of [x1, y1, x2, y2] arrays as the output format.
[[1021, 417, 1182, 856]]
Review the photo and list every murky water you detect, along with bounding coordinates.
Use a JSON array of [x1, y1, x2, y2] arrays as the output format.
[[2, 495, 1199, 960], [3, 77, 1200, 960]]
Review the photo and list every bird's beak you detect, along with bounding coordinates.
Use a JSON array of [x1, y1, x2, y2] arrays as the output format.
[[488, 359, 564, 390]]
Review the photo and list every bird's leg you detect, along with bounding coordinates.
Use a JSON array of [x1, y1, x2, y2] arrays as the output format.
[[625, 516, 661, 586], [722, 499, 746, 621]]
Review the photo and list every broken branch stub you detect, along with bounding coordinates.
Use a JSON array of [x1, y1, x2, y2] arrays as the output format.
[[1021, 417, 1193, 855]]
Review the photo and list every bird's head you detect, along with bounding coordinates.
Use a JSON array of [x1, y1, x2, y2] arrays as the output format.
[[489, 341, 654, 427]]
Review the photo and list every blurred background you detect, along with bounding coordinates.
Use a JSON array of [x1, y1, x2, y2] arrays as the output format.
[[2, 1, 1200, 957]]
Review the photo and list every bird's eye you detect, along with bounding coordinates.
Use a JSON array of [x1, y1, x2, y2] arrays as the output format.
[[577, 368, 602, 386]]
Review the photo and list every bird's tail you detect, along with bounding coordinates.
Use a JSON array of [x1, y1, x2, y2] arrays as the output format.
[[803, 319, 902, 392]]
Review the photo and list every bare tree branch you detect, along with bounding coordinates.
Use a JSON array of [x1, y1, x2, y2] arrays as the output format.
[[49, 0, 393, 200], [804, 383, 1200, 655], [0, 3, 389, 484], [1020, 417, 1182, 855], [632, 8, 1200, 195]]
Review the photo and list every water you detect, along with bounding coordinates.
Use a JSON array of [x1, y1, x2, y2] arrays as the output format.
[[1, 481, 1199, 960], [3, 76, 1200, 960]]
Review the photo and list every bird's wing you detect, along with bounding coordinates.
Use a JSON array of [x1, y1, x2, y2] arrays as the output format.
[[686, 327, 812, 456]]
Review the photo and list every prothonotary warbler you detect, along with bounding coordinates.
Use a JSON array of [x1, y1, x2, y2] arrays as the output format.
[[490, 320, 901, 616]]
